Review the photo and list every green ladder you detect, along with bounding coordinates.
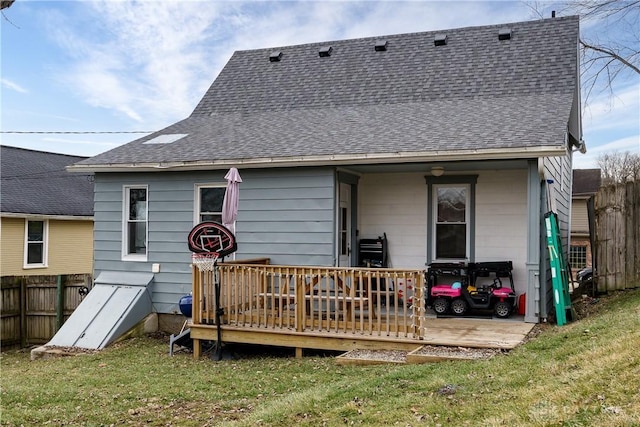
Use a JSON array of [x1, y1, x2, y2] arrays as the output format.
[[544, 212, 575, 326]]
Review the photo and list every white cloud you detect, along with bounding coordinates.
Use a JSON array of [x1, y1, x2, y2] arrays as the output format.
[[580, 80, 640, 171], [574, 135, 640, 170], [583, 83, 640, 133], [25, 0, 636, 160], [1, 78, 28, 93], [46, 1, 228, 129], [42, 1, 534, 133]]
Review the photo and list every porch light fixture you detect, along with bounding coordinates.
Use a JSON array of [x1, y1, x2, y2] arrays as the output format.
[[431, 166, 445, 177], [269, 51, 282, 62], [434, 34, 447, 46], [498, 28, 512, 41], [319, 46, 333, 57], [374, 40, 388, 51]]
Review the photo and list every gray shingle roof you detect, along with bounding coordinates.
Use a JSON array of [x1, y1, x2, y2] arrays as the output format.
[[74, 16, 579, 171], [573, 169, 602, 196], [1, 146, 94, 216]]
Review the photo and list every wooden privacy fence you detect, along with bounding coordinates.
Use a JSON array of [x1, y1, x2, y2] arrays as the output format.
[[1, 274, 92, 350], [595, 181, 640, 291], [192, 264, 426, 339]]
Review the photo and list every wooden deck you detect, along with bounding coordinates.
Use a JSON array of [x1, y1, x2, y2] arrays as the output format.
[[189, 262, 534, 358], [420, 317, 534, 348]]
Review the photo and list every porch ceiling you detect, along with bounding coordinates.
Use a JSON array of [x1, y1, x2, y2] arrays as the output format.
[[344, 159, 530, 174]]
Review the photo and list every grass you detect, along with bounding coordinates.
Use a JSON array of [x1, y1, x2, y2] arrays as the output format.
[[2, 288, 639, 427]]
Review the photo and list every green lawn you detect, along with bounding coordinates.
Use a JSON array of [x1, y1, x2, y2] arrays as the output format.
[[2, 288, 639, 426]]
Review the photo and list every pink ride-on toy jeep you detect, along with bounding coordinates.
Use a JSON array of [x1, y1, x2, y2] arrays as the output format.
[[428, 261, 517, 318]]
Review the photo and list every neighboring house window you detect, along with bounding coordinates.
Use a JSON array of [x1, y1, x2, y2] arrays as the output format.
[[426, 175, 477, 262], [569, 245, 587, 269], [195, 184, 226, 224], [124, 186, 148, 259], [24, 219, 48, 268]]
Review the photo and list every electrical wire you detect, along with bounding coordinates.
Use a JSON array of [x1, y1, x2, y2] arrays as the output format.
[[1, 131, 153, 134]]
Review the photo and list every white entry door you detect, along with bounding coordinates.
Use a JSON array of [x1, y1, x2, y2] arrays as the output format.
[[338, 182, 352, 267]]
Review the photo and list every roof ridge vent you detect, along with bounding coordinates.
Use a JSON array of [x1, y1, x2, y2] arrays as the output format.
[[374, 40, 388, 51], [319, 46, 333, 57], [434, 34, 447, 46], [269, 51, 282, 62], [498, 28, 512, 40]]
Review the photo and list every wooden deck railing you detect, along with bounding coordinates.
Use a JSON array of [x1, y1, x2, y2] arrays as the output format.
[[192, 264, 426, 339]]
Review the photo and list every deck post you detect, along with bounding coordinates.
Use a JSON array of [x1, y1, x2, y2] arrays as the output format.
[[295, 274, 304, 333], [416, 274, 426, 339], [295, 271, 305, 357], [193, 338, 201, 358], [192, 264, 202, 359]]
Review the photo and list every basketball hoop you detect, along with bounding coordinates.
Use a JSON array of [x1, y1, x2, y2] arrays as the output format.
[[191, 253, 219, 272], [187, 221, 237, 362]]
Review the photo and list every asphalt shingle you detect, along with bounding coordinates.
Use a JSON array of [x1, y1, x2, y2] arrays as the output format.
[[75, 16, 579, 169], [573, 169, 602, 195], [1, 146, 94, 216]]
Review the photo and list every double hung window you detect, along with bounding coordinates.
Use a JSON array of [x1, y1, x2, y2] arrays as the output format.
[[426, 175, 477, 262], [124, 186, 148, 259], [569, 245, 587, 269], [25, 219, 48, 267], [434, 185, 469, 259], [195, 185, 225, 224]]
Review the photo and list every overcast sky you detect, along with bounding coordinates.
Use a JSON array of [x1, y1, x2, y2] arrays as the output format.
[[1, 0, 638, 169]]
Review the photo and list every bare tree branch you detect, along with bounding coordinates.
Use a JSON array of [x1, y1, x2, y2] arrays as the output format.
[[580, 40, 640, 74], [526, 0, 639, 106], [598, 152, 640, 183]]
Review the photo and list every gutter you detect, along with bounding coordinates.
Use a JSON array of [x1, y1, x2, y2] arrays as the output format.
[[1, 212, 94, 221], [67, 146, 567, 173]]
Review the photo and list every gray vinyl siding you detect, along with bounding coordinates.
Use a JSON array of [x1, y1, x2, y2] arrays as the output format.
[[93, 168, 335, 313], [540, 152, 573, 320], [237, 168, 335, 266], [570, 199, 589, 235]]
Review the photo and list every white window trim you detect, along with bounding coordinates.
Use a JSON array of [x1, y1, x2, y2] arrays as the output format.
[[122, 185, 148, 261], [194, 183, 227, 225], [432, 183, 471, 262], [23, 219, 49, 269]]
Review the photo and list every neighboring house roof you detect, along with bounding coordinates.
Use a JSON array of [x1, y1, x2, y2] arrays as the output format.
[[572, 169, 602, 196], [71, 16, 580, 173], [1, 146, 94, 217]]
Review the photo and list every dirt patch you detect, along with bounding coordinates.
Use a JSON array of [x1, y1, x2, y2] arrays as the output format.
[[412, 345, 503, 359], [339, 349, 407, 362], [521, 322, 550, 344], [336, 345, 505, 365], [37, 345, 100, 355], [572, 294, 604, 318]]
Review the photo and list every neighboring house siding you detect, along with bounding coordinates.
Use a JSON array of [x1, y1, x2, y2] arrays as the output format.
[[570, 199, 589, 236], [0, 217, 93, 276], [48, 220, 94, 274], [1, 218, 24, 275], [93, 168, 336, 313], [358, 169, 529, 295]]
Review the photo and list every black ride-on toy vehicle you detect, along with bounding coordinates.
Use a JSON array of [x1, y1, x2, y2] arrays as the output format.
[[428, 261, 517, 318]]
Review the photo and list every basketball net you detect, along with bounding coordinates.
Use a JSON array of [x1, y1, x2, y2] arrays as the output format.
[[191, 253, 219, 272]]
